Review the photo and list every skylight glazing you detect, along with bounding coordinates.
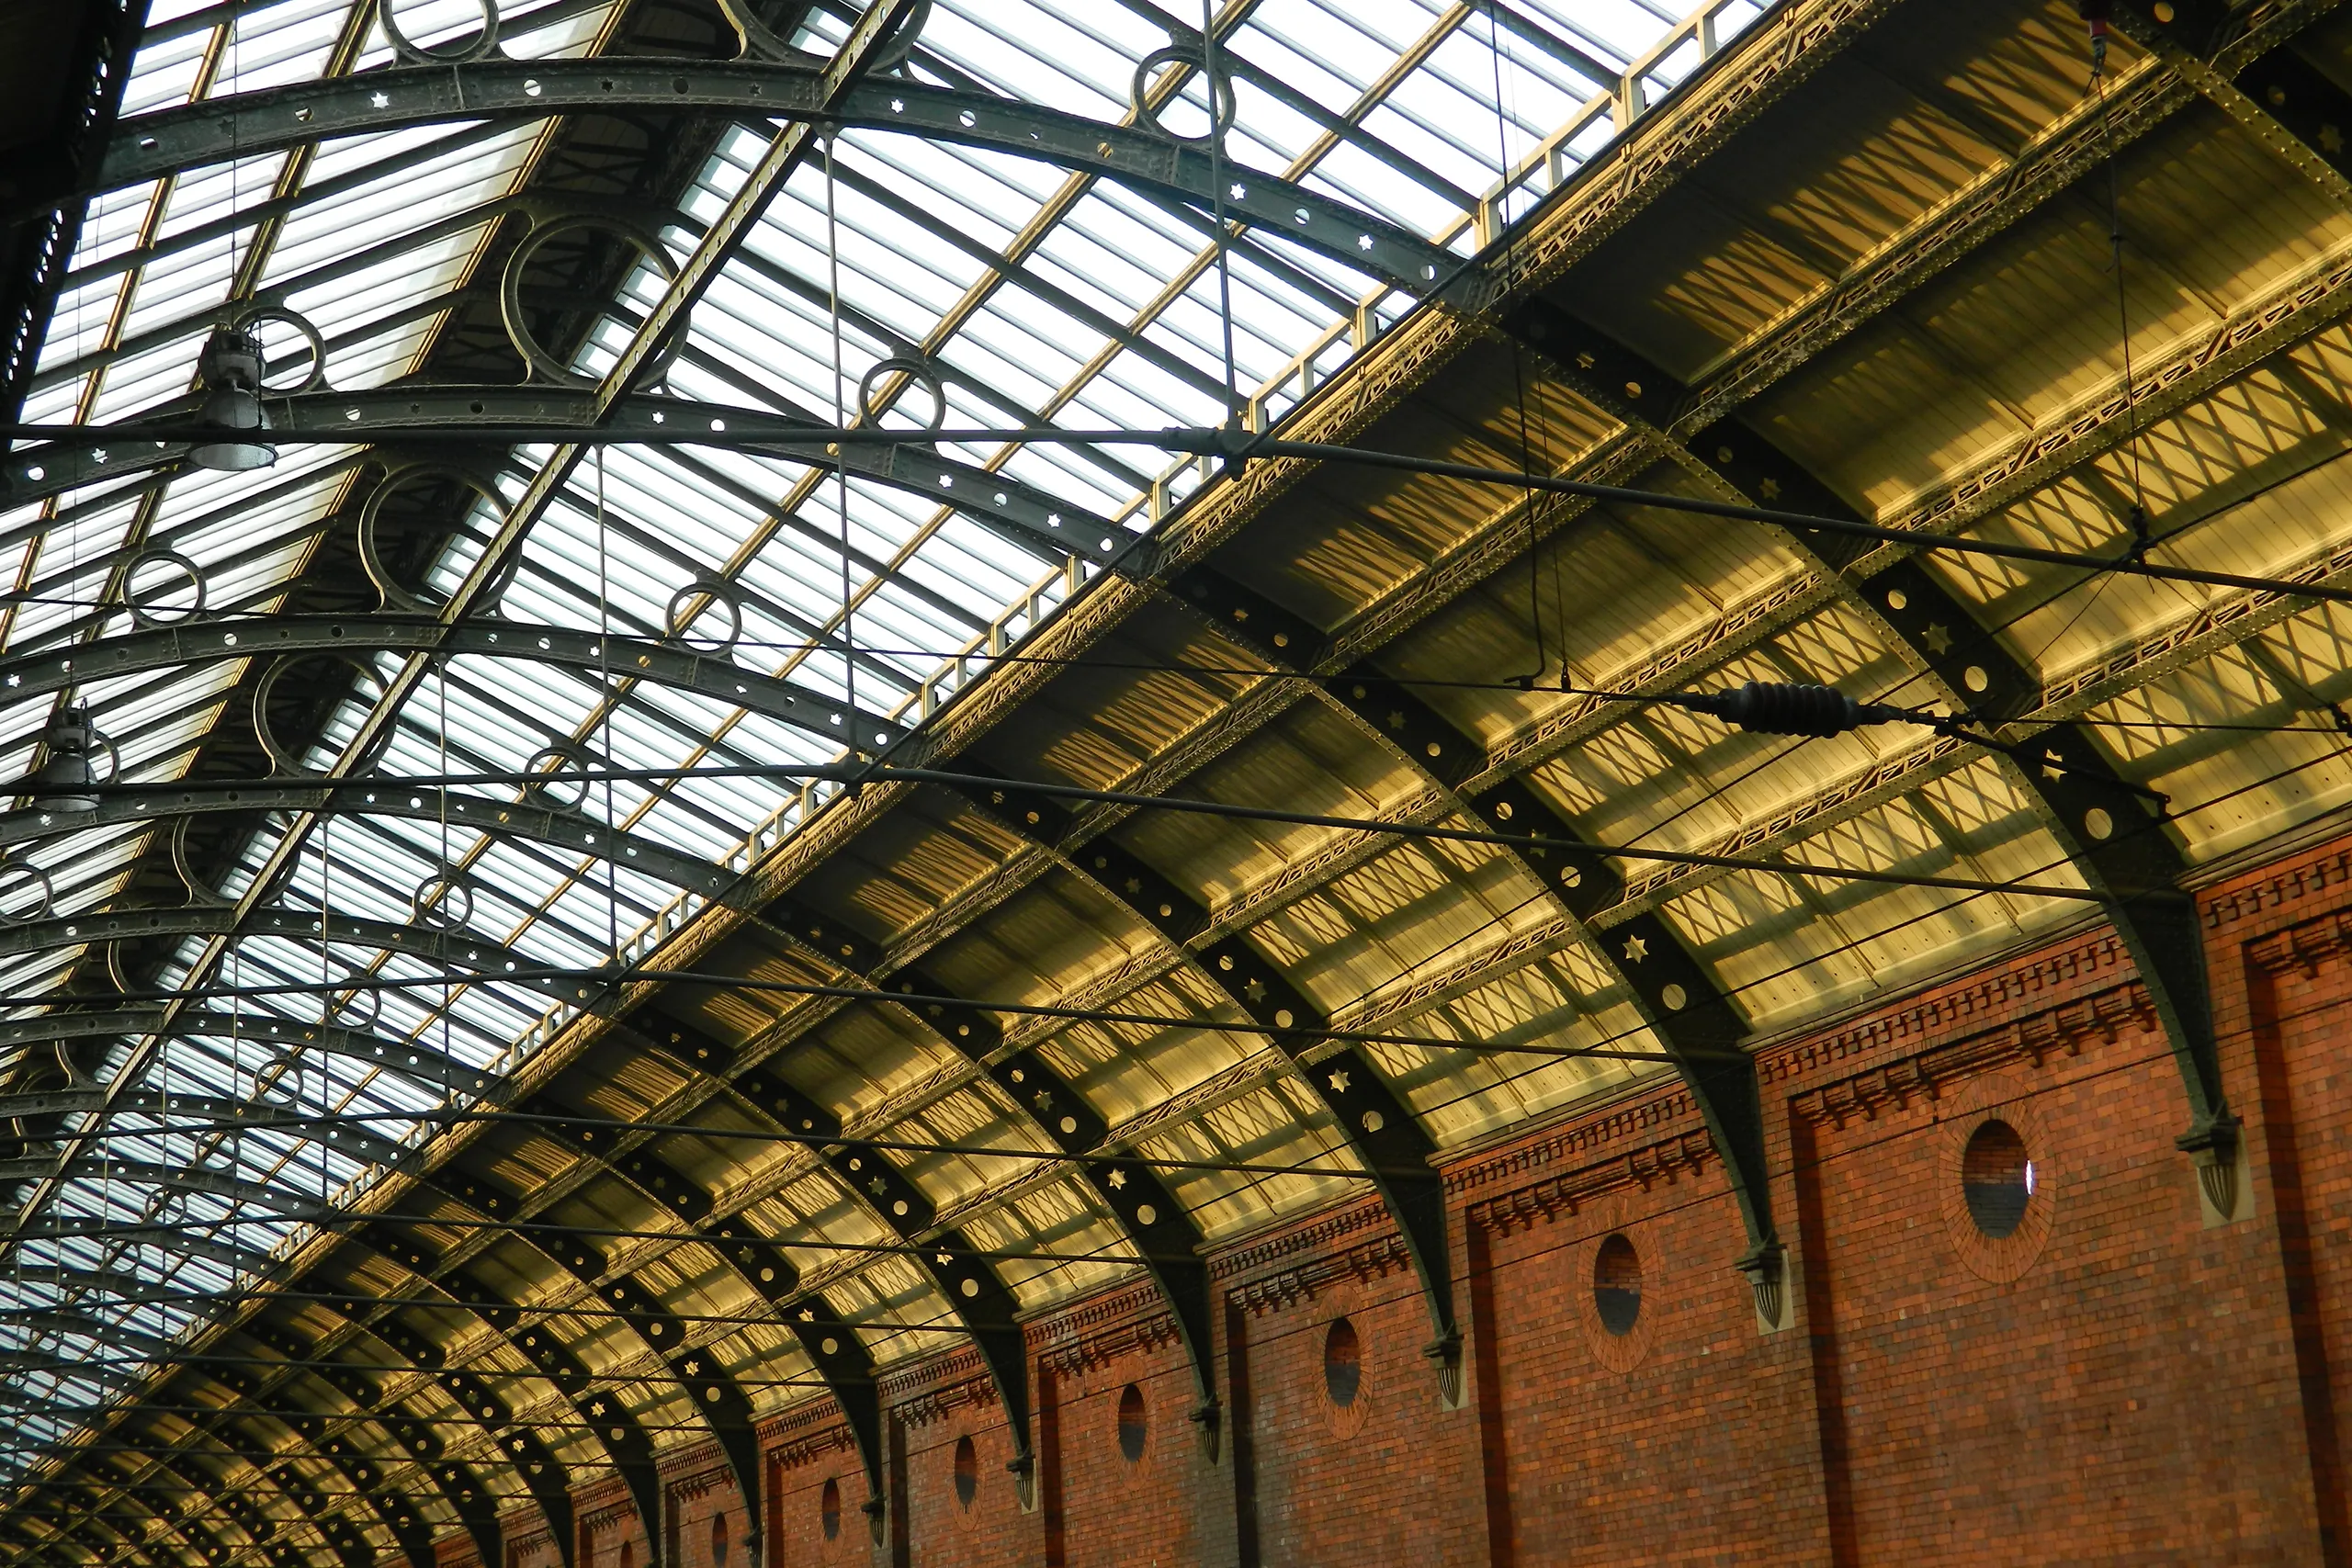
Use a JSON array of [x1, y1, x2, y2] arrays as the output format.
[[0, 0, 1763, 1496]]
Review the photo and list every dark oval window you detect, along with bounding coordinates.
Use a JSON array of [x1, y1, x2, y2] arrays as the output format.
[[1963, 1119, 2034, 1238], [953, 1434, 978, 1508], [1593, 1233, 1642, 1336], [820, 1477, 842, 1541], [709, 1513, 728, 1568], [1117, 1382, 1148, 1461], [1323, 1315, 1361, 1407]]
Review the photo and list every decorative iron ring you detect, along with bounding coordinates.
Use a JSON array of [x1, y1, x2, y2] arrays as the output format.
[[1131, 44, 1238, 148], [524, 741, 605, 811], [410, 869, 475, 932], [377, 0, 501, 64], [664, 574, 743, 655], [253, 651, 390, 777], [230, 303, 329, 394], [855, 355, 948, 434], [718, 0, 930, 70], [0, 860, 54, 925], [358, 462, 519, 614], [499, 213, 683, 388], [123, 548, 207, 628]]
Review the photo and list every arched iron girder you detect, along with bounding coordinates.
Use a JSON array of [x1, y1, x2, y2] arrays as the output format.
[[1162, 566, 1781, 1293], [188, 1328, 505, 1568], [46, 1482, 233, 1568], [344, 1224, 668, 1563], [0, 781, 739, 905], [0, 614, 910, 755], [0, 1009, 504, 1100], [500, 1051, 885, 1538], [382, 1157, 780, 1566], [0, 1088, 407, 1168], [936, 770, 1462, 1371], [96, 63, 1461, 307], [75, 1435, 343, 1568], [0, 390, 1116, 570], [0, 1157, 326, 1223], [1499, 297, 2236, 1166], [621, 1007, 1006, 1490], [115, 1376, 434, 1568], [0, 906, 603, 1012], [751, 895, 1221, 1427], [237, 1307, 569, 1568]]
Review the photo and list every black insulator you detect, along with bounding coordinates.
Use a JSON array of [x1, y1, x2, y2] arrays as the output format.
[[1679, 681, 1874, 738]]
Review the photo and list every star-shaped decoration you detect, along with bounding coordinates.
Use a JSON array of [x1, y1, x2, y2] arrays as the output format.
[[1242, 976, 1267, 1002], [1386, 710, 1407, 730], [588, 1400, 606, 1416], [1105, 1168, 1127, 1189], [1623, 934, 1649, 963], [1031, 1089, 1055, 1111], [1125, 876, 1142, 895], [371, 91, 390, 108], [1757, 477, 1781, 501], [1922, 623, 1952, 655], [798, 1307, 816, 1322], [867, 1177, 887, 1197], [1328, 1069, 1351, 1093], [684, 1358, 701, 1375], [2325, 122, 2346, 154], [2043, 762, 2064, 781]]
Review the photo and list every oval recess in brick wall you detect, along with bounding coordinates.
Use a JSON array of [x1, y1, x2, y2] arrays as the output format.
[[820, 1477, 842, 1542], [1939, 1073, 2056, 1284], [1118, 1383, 1148, 1461], [1321, 1314, 1370, 1438], [709, 1511, 728, 1568], [1577, 1201, 1658, 1373]]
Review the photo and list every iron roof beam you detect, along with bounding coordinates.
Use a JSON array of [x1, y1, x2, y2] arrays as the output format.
[[753, 894, 1224, 1438], [933, 768, 1466, 1393], [0, 1010, 504, 1101], [1162, 563, 1784, 1314], [0, 613, 910, 755], [0, 783, 740, 908], [96, 63, 1459, 306]]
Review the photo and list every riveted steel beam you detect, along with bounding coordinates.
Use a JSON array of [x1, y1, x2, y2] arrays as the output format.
[[238, 1308, 562, 1568], [0, 781, 738, 905], [342, 1225, 665, 1563], [0, 614, 909, 755], [96, 63, 1458, 304], [935, 769, 1464, 1384], [1506, 296, 2237, 1167], [0, 1010, 503, 1100], [626, 1007, 1028, 1490], [0, 389, 1118, 570], [0, 1087, 406, 1167], [1162, 564, 1781, 1303], [752, 896, 1223, 1432]]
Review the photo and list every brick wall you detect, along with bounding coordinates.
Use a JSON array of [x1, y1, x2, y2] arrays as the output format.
[[433, 828, 2352, 1567]]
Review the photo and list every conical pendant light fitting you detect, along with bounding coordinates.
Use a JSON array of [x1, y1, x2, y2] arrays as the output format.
[[188, 326, 275, 472], [26, 706, 101, 812]]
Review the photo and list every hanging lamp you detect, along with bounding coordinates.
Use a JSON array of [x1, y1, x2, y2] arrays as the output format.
[[25, 706, 101, 811], [188, 325, 276, 472]]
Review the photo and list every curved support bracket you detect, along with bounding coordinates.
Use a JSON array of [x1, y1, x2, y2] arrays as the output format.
[[1508, 295, 2234, 1203], [97, 64, 1459, 304], [0, 389, 1119, 571], [0, 613, 907, 756]]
